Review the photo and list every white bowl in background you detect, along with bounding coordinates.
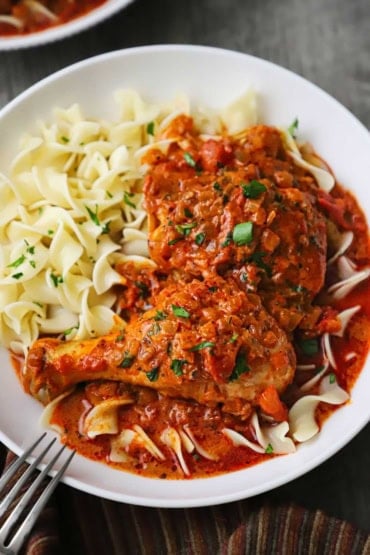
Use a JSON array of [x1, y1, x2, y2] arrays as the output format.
[[0, 45, 369, 507], [0, 0, 133, 50]]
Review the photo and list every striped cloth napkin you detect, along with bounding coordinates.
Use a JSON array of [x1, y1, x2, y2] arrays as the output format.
[[1, 444, 369, 555]]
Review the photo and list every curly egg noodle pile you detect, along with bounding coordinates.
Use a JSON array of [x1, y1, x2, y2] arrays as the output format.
[[0, 90, 260, 356], [0, 89, 366, 469]]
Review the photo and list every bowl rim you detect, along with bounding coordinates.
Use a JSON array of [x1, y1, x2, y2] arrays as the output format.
[[0, 0, 134, 50]]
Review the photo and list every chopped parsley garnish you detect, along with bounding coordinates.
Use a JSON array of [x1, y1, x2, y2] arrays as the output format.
[[208, 286, 218, 292], [106, 190, 113, 199], [195, 232, 206, 246], [298, 338, 319, 356], [50, 273, 63, 287], [47, 229, 54, 236], [85, 204, 110, 235], [213, 182, 222, 193], [249, 251, 272, 277], [168, 237, 183, 246], [148, 322, 161, 336], [101, 221, 111, 235], [292, 284, 308, 294], [172, 305, 190, 318], [85, 205, 100, 226], [175, 222, 197, 236], [184, 207, 193, 218], [64, 326, 78, 336], [242, 180, 267, 199], [170, 359, 187, 376], [189, 341, 215, 351], [222, 231, 233, 247], [229, 333, 239, 343], [232, 221, 253, 246], [265, 443, 274, 455], [146, 366, 159, 381], [7, 255, 26, 268], [123, 191, 136, 209], [288, 118, 299, 138], [329, 373, 336, 384], [135, 281, 150, 299], [61, 136, 69, 143], [154, 310, 167, 321], [229, 351, 250, 381], [11, 272, 23, 280], [116, 333, 125, 342], [29, 260, 36, 269], [147, 121, 155, 136], [183, 152, 197, 168], [120, 353, 135, 368]]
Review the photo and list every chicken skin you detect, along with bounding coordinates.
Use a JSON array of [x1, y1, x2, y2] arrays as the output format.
[[144, 121, 327, 332], [23, 276, 295, 419]]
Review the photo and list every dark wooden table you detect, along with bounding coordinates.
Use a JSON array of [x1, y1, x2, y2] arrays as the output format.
[[1, 0, 369, 538]]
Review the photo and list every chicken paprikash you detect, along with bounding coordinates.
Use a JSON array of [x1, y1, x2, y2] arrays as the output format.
[[4, 101, 370, 479], [0, 92, 370, 479]]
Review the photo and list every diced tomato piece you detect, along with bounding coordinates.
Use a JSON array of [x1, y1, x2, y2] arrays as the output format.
[[200, 140, 233, 172], [258, 385, 288, 422]]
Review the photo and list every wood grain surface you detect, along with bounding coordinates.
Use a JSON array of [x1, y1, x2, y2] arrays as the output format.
[[1, 0, 369, 536]]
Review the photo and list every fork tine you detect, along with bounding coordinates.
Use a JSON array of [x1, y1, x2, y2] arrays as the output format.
[[0, 433, 47, 494], [0, 440, 75, 553], [0, 436, 57, 520], [7, 450, 75, 554]]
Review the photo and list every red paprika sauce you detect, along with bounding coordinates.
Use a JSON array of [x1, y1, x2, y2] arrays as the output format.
[[15, 117, 370, 479]]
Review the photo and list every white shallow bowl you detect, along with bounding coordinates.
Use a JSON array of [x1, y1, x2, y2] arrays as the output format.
[[0, 0, 133, 50], [0, 45, 369, 508]]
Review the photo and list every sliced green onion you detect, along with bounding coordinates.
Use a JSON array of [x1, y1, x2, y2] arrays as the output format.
[[232, 221, 253, 246], [172, 305, 190, 318]]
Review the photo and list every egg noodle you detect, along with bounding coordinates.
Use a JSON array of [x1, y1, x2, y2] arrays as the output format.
[[0, 89, 258, 356]]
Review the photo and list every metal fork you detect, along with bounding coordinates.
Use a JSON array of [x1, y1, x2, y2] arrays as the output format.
[[0, 433, 75, 555]]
